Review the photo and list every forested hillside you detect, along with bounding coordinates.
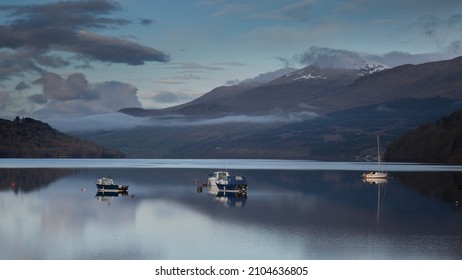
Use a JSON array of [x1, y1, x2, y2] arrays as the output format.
[[384, 110, 462, 163], [0, 117, 124, 158]]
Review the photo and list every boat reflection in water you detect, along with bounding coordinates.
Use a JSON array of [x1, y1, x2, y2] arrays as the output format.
[[197, 184, 247, 208], [362, 177, 387, 225], [95, 190, 129, 205]]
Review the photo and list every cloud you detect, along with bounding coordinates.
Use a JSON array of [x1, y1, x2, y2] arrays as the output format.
[[34, 72, 91, 101], [294, 46, 370, 68], [206, 0, 314, 22], [28, 94, 47, 104], [227, 67, 296, 85], [267, 0, 315, 21], [209, 3, 255, 18], [142, 109, 320, 127], [0, 91, 9, 111], [47, 110, 320, 133], [64, 30, 170, 66], [412, 13, 462, 50], [0, 48, 43, 80], [139, 18, 154, 26], [168, 62, 224, 71], [15, 81, 30, 91], [0, 0, 170, 80], [286, 45, 461, 69], [31, 72, 142, 118], [152, 91, 183, 103], [46, 112, 153, 133], [367, 51, 448, 67]]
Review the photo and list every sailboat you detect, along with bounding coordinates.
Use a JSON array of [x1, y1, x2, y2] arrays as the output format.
[[362, 135, 388, 180]]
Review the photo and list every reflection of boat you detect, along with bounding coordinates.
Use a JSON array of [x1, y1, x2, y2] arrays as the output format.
[[95, 190, 128, 205], [362, 177, 387, 224], [95, 177, 129, 191], [362, 135, 388, 180], [215, 191, 247, 208], [207, 170, 230, 187], [206, 184, 247, 208]]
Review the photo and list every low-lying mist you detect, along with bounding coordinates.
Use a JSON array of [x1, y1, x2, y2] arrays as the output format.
[[46, 111, 320, 133]]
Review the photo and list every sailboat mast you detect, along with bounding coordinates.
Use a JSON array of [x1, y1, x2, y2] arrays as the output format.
[[377, 135, 381, 172]]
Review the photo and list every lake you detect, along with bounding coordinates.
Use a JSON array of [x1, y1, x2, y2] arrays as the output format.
[[1, 159, 461, 260]]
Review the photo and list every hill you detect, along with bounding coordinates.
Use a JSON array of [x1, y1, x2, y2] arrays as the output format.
[[0, 117, 124, 158], [85, 56, 462, 160], [384, 110, 462, 163], [122, 57, 462, 118]]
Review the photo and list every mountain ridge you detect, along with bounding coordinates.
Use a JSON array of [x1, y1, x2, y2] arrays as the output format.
[[122, 56, 462, 118], [89, 56, 462, 161]]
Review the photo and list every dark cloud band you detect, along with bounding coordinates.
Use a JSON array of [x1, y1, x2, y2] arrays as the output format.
[[0, 0, 169, 79]]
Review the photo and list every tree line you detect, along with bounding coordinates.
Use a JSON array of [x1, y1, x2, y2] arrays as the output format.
[[0, 117, 125, 158], [384, 109, 462, 163]]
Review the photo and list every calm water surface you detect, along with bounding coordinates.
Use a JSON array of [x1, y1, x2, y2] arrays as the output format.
[[1, 159, 461, 260]]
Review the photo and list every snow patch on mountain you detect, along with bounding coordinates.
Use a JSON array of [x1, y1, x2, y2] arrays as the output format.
[[293, 73, 327, 81]]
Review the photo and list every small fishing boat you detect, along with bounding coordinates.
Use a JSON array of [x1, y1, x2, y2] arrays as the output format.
[[207, 170, 230, 187], [216, 175, 248, 193], [207, 170, 247, 193], [95, 177, 129, 191]]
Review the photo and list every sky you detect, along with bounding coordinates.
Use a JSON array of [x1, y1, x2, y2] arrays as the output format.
[[1, 0, 462, 121]]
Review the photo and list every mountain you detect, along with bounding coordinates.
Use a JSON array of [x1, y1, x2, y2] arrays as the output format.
[[384, 109, 462, 163], [90, 56, 462, 160], [0, 117, 124, 158], [123, 56, 462, 118], [120, 66, 372, 117]]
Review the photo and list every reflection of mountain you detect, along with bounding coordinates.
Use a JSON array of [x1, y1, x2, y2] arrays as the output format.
[[0, 168, 79, 192], [393, 172, 462, 207]]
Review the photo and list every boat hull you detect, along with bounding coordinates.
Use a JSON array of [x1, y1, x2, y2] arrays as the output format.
[[216, 175, 247, 192], [96, 184, 129, 191], [362, 172, 388, 180]]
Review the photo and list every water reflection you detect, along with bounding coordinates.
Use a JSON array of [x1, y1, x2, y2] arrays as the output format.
[[393, 172, 462, 208], [1, 163, 462, 259], [95, 190, 129, 205], [0, 168, 79, 193], [362, 177, 387, 225], [197, 184, 248, 208]]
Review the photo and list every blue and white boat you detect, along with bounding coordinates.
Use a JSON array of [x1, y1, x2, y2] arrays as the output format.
[[207, 170, 230, 187], [95, 177, 129, 191], [216, 175, 248, 193], [207, 170, 248, 193]]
